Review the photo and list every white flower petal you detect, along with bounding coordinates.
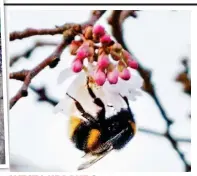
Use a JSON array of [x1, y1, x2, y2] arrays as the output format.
[[103, 90, 125, 111], [53, 96, 73, 116], [103, 74, 143, 96], [55, 71, 87, 116], [102, 73, 143, 104], [55, 64, 143, 118], [129, 73, 143, 88], [127, 94, 137, 101], [128, 89, 142, 96], [67, 72, 86, 97], [57, 67, 76, 84]]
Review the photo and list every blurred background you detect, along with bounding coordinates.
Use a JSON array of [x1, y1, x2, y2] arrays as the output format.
[[7, 9, 191, 172]]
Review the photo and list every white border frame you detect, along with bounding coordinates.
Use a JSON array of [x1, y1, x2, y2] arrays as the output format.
[[0, 0, 10, 169]]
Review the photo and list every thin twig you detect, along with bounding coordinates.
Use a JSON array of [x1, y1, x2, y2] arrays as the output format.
[[138, 128, 191, 143], [10, 24, 75, 41], [10, 41, 58, 67], [29, 85, 58, 106], [10, 10, 106, 41]]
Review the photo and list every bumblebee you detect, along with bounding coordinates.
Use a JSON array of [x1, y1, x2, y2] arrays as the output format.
[[67, 77, 137, 170]]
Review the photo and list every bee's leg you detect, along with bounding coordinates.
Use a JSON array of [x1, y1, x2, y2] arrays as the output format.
[[119, 94, 130, 110], [86, 77, 105, 109], [119, 94, 134, 118], [66, 93, 96, 123], [86, 77, 105, 120], [119, 94, 137, 135]]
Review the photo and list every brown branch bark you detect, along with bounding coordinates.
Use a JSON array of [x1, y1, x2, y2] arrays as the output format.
[[9, 25, 80, 109], [10, 69, 30, 82], [175, 57, 191, 96], [10, 40, 67, 109], [10, 24, 75, 41], [10, 10, 106, 41]]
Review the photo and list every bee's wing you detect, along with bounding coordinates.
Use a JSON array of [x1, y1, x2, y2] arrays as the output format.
[[77, 146, 113, 171], [78, 129, 126, 170]]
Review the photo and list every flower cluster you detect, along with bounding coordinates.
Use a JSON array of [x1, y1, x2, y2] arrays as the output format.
[[55, 24, 143, 116], [69, 25, 138, 86]]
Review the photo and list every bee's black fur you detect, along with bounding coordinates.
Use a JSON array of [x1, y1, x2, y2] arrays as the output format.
[[100, 109, 135, 150], [68, 77, 136, 153], [72, 123, 92, 151]]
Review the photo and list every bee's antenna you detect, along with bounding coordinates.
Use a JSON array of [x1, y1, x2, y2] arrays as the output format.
[[119, 93, 134, 119], [119, 93, 130, 106]]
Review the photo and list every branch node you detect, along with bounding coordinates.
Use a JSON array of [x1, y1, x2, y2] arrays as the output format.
[[21, 89, 28, 97], [49, 57, 60, 68]]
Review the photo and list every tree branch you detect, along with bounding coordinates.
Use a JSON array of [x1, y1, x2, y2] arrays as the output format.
[[29, 85, 58, 106], [9, 11, 106, 108], [10, 24, 75, 41], [10, 10, 106, 41], [10, 41, 58, 67], [9, 26, 78, 109], [108, 10, 191, 172]]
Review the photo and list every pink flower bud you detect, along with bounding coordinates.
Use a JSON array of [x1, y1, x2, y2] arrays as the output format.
[[94, 69, 106, 86], [100, 35, 112, 45], [107, 69, 119, 84], [72, 59, 83, 73], [110, 51, 121, 61], [76, 43, 91, 59], [128, 59, 138, 69], [70, 41, 83, 55], [76, 49, 87, 60], [122, 50, 132, 60], [119, 68, 131, 80], [117, 60, 127, 73], [93, 25, 105, 37], [98, 55, 110, 69], [112, 43, 122, 52], [84, 26, 93, 39]]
